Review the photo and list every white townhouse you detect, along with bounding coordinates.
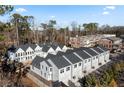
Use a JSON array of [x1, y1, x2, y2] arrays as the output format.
[[15, 44, 35, 62], [34, 44, 42, 57], [91, 47, 105, 65], [97, 46, 110, 63], [73, 50, 92, 74], [47, 56, 72, 85], [83, 48, 99, 70], [63, 53, 83, 82], [41, 45, 56, 58], [31, 56, 53, 81], [30, 45, 110, 86], [7, 43, 69, 63]]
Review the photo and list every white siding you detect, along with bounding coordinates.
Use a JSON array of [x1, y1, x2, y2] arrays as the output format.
[[40, 61, 51, 80], [59, 66, 72, 85], [47, 59, 59, 81]]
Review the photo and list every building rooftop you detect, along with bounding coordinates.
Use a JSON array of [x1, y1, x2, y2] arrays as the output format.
[[74, 50, 91, 59], [107, 37, 121, 41], [63, 53, 82, 64], [48, 56, 71, 69], [83, 48, 98, 56], [42, 46, 51, 52], [97, 45, 108, 52], [32, 56, 45, 69], [91, 47, 104, 54]]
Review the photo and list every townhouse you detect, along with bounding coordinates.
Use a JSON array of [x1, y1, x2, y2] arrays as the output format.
[[30, 45, 110, 86], [7, 43, 69, 62]]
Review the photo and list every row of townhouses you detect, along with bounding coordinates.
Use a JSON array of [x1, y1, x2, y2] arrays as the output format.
[[30, 45, 110, 86], [7, 43, 69, 62]]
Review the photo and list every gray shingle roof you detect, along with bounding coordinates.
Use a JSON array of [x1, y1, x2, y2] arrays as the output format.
[[46, 53, 56, 59], [74, 50, 91, 59], [58, 44, 64, 49], [32, 56, 45, 69], [92, 47, 104, 54], [29, 44, 37, 50], [46, 61, 52, 67], [51, 45, 58, 50], [32, 56, 52, 69], [63, 53, 82, 64], [15, 44, 29, 52], [15, 44, 37, 52], [48, 56, 71, 69], [42, 46, 51, 52], [97, 45, 108, 51], [83, 48, 98, 56], [56, 51, 65, 56]]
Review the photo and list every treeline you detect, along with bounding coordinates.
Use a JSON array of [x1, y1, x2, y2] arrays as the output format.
[[78, 61, 124, 87], [0, 5, 124, 47]]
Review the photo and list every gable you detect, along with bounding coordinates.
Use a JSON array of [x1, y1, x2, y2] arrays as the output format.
[[16, 48, 25, 53], [35, 45, 42, 51], [48, 47, 55, 53], [26, 47, 34, 52], [62, 46, 67, 50], [56, 47, 62, 51]]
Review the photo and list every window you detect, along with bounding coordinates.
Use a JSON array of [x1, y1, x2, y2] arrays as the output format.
[[79, 63, 81, 66], [74, 64, 77, 68], [16, 53, 17, 57], [18, 53, 20, 56], [60, 69, 64, 74], [21, 53, 22, 56], [66, 67, 70, 71], [93, 57, 95, 60], [46, 67, 47, 71], [73, 76, 76, 79], [42, 65, 43, 69], [85, 60, 87, 63], [50, 68, 52, 72], [88, 59, 90, 62], [96, 56, 98, 59], [18, 58, 20, 61]]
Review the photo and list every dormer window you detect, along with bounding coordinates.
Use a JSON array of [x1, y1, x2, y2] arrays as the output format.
[[50, 68, 52, 72], [66, 67, 70, 71], [79, 63, 81, 66], [60, 69, 64, 74], [74, 64, 77, 68], [16, 53, 17, 57]]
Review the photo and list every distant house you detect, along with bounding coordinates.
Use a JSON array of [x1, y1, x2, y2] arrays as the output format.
[[98, 37, 122, 51]]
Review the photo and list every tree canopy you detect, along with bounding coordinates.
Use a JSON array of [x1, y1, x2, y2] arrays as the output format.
[[0, 5, 14, 16]]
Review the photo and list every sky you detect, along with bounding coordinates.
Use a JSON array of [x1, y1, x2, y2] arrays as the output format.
[[0, 5, 124, 28]]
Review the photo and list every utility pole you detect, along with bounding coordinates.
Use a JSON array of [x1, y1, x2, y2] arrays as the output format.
[[16, 19, 19, 46]]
